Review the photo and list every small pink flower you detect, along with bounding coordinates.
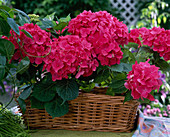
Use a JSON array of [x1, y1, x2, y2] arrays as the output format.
[[156, 108, 161, 113], [146, 105, 151, 109], [154, 99, 159, 104], [163, 112, 168, 117], [167, 105, 170, 111], [159, 114, 162, 117]]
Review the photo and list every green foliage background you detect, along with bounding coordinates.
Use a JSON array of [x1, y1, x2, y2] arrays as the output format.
[[13, 0, 122, 19]]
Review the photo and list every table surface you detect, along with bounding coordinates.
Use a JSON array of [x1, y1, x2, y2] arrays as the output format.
[[30, 130, 134, 137]]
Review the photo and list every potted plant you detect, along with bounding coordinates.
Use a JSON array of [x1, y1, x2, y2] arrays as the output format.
[[0, 6, 169, 132]]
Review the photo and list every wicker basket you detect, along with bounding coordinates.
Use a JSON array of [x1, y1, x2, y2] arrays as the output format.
[[16, 88, 139, 132]]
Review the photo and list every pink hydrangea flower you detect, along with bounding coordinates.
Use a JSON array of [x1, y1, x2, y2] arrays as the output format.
[[43, 35, 99, 81], [128, 27, 170, 61], [124, 59, 162, 101], [68, 10, 128, 66], [2, 23, 52, 64], [128, 28, 142, 46]]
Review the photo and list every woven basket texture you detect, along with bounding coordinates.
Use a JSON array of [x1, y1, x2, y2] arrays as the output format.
[[16, 88, 139, 132]]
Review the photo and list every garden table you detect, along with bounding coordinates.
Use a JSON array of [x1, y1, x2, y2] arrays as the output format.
[[31, 130, 134, 137]]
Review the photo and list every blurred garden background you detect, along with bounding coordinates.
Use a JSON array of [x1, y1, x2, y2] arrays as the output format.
[[0, 0, 169, 118]]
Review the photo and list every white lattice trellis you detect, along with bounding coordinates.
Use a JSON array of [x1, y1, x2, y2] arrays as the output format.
[[110, 0, 142, 28]]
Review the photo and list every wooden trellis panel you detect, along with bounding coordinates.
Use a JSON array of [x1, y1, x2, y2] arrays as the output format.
[[110, 0, 142, 28]]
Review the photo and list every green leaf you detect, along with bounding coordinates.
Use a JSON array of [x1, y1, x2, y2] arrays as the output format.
[[114, 73, 127, 80], [21, 29, 33, 39], [38, 18, 55, 29], [138, 98, 150, 104], [0, 39, 15, 61], [156, 59, 170, 72], [109, 63, 123, 72], [106, 87, 115, 96], [125, 42, 139, 49], [0, 56, 6, 65], [30, 96, 44, 109], [109, 63, 132, 73], [54, 22, 68, 31], [13, 8, 30, 20], [16, 57, 30, 75], [59, 14, 71, 22], [32, 80, 56, 102], [124, 91, 133, 103], [0, 9, 10, 19], [19, 86, 32, 100], [110, 79, 126, 89], [45, 12, 56, 21], [94, 69, 110, 83], [56, 79, 79, 102], [44, 96, 69, 118], [7, 17, 20, 35], [110, 85, 127, 93], [0, 18, 11, 36], [18, 13, 30, 26], [17, 97, 26, 114], [0, 5, 14, 18], [121, 48, 136, 64], [0, 65, 5, 81], [54, 14, 71, 31]]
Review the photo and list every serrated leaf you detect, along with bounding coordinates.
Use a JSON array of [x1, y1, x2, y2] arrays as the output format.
[[106, 87, 115, 96], [114, 73, 127, 80], [16, 57, 30, 75], [0, 66, 5, 81], [121, 48, 136, 64], [45, 12, 56, 21], [109, 63, 132, 73], [17, 97, 26, 114], [0, 5, 14, 18], [111, 85, 128, 93], [30, 96, 44, 109], [13, 8, 30, 20], [21, 29, 33, 39], [110, 79, 126, 89], [32, 80, 56, 102], [19, 86, 32, 100], [156, 59, 170, 72], [94, 69, 110, 83], [18, 13, 30, 26], [0, 56, 6, 65], [0, 9, 10, 19], [54, 22, 68, 31], [7, 17, 20, 35], [109, 63, 123, 72], [0, 18, 11, 36], [125, 42, 139, 49], [0, 39, 15, 61], [138, 98, 150, 104], [39, 18, 55, 29], [56, 79, 79, 102], [59, 14, 71, 22], [124, 91, 133, 103], [44, 96, 69, 118]]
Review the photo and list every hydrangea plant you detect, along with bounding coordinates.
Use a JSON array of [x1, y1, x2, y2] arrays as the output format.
[[0, 6, 170, 118]]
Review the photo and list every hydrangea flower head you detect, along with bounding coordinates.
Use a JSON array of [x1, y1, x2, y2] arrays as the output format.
[[124, 59, 162, 101], [43, 35, 99, 81], [68, 10, 128, 66], [2, 23, 52, 64]]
